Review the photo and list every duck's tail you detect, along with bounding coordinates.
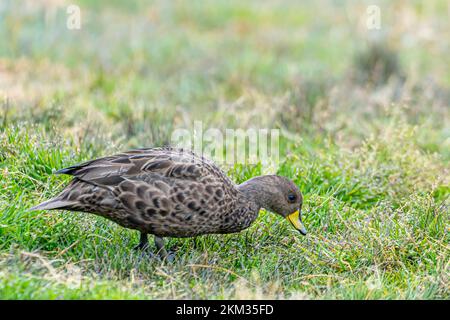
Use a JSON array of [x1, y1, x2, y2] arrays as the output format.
[[28, 198, 75, 212]]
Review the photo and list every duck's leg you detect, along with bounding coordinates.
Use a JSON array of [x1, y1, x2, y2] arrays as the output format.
[[134, 232, 149, 250], [154, 236, 167, 258], [154, 236, 175, 261]]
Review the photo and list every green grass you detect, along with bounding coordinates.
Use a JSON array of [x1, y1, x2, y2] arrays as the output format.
[[0, 0, 449, 299]]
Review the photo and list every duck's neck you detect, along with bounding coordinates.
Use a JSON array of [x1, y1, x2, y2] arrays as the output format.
[[237, 175, 277, 211], [218, 176, 278, 234]]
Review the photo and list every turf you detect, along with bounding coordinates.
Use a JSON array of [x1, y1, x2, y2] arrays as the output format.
[[0, 0, 449, 299]]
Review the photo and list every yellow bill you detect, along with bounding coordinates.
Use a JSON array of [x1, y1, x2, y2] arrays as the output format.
[[286, 210, 307, 235]]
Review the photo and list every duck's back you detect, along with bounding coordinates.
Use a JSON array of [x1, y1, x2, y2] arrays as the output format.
[[35, 148, 242, 237]]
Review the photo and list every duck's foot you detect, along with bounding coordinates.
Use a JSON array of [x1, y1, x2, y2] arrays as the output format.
[[154, 236, 175, 262], [165, 251, 176, 263]]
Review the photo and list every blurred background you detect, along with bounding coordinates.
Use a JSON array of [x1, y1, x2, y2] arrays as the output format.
[[0, 0, 449, 299], [1, 0, 448, 154]]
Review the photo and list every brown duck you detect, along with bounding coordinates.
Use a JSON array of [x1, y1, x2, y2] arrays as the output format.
[[30, 147, 307, 259]]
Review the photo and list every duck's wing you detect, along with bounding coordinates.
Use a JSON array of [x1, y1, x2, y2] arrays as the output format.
[[54, 148, 235, 219], [31, 148, 238, 235], [55, 147, 234, 189]]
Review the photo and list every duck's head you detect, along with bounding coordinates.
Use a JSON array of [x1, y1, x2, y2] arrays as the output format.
[[238, 175, 307, 235]]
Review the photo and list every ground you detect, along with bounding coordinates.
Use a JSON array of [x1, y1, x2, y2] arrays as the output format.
[[0, 0, 449, 299]]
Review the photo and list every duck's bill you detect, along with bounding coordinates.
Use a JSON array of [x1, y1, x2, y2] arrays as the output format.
[[286, 210, 307, 235]]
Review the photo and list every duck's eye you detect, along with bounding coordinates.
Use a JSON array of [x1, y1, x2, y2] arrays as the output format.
[[287, 194, 296, 203]]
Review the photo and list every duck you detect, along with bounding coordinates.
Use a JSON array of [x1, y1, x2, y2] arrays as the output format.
[[30, 147, 307, 259]]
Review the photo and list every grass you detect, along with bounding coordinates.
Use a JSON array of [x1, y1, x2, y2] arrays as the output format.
[[0, 0, 449, 299]]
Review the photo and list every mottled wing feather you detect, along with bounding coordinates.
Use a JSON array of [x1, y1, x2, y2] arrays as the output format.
[[54, 148, 239, 236], [56, 147, 220, 187]]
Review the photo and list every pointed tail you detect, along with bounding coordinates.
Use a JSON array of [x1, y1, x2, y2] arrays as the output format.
[[28, 198, 75, 212]]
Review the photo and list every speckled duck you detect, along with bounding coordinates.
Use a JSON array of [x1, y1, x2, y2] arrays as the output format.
[[30, 147, 307, 259]]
